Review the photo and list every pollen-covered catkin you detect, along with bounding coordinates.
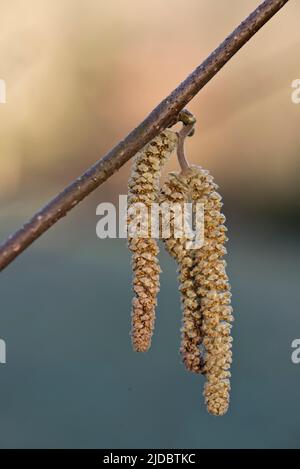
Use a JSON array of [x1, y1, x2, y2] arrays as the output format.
[[159, 171, 203, 373], [128, 130, 177, 352], [189, 166, 233, 416]]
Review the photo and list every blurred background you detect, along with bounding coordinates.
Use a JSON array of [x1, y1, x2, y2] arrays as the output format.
[[0, 0, 300, 448]]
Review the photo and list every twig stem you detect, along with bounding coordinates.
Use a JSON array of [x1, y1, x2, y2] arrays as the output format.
[[177, 121, 195, 173], [0, 0, 290, 271]]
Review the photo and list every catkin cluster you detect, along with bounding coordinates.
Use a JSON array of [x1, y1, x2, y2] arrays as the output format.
[[127, 130, 177, 352], [127, 125, 233, 416], [159, 166, 233, 415]]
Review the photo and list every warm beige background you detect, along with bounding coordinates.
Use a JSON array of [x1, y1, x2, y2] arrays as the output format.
[[0, 0, 299, 208]]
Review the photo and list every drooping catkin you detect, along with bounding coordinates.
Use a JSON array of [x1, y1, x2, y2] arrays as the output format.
[[128, 130, 177, 352], [188, 166, 233, 416], [159, 171, 203, 373]]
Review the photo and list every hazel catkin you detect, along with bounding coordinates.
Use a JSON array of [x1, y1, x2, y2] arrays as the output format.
[[128, 130, 177, 352], [188, 166, 233, 416], [159, 171, 203, 373]]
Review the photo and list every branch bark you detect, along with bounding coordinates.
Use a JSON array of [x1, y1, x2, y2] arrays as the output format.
[[0, 0, 290, 271]]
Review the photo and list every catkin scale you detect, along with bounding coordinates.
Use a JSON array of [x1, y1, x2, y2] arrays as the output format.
[[128, 130, 177, 352], [188, 166, 233, 416], [159, 171, 203, 373]]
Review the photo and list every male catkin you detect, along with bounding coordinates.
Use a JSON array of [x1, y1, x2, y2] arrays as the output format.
[[188, 166, 233, 416], [159, 171, 203, 373], [128, 130, 177, 352]]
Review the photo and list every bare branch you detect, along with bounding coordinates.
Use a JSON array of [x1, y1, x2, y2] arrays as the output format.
[[0, 0, 290, 271]]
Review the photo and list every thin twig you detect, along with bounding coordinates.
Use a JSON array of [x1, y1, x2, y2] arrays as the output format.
[[177, 110, 197, 172], [177, 124, 194, 173], [0, 0, 290, 271]]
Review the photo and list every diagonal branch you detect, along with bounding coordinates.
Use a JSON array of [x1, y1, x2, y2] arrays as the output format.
[[0, 0, 290, 271]]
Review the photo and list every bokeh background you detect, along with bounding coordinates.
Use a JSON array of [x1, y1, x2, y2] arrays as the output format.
[[0, 0, 300, 448]]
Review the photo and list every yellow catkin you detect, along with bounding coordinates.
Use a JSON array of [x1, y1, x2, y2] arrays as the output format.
[[128, 130, 177, 352], [159, 171, 203, 373], [188, 166, 233, 416]]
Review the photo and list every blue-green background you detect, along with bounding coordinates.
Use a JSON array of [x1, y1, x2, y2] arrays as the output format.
[[1, 202, 299, 448]]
